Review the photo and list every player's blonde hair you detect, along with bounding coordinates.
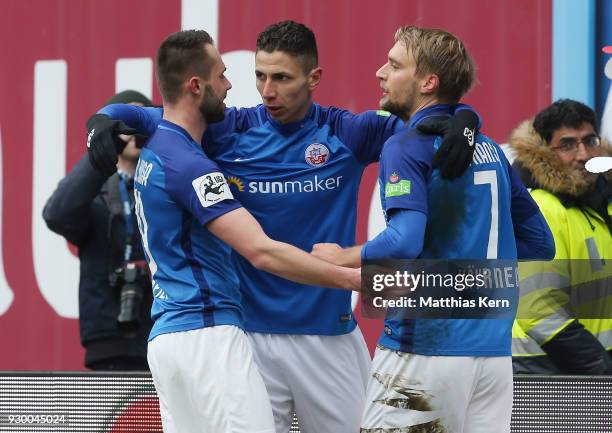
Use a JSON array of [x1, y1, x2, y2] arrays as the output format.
[[394, 26, 476, 104]]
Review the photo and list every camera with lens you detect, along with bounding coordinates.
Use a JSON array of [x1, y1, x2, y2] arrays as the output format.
[[109, 262, 148, 334]]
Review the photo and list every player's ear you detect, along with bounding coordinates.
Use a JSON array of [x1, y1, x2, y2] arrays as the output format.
[[421, 73, 439, 96], [308, 67, 322, 91], [186, 76, 202, 96]]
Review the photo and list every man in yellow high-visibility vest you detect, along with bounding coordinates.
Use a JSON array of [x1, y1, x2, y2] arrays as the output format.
[[510, 99, 612, 374]]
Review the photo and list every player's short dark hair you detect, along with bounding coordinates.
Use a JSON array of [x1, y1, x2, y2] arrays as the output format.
[[533, 99, 599, 143], [156, 30, 215, 103], [256, 21, 318, 72]]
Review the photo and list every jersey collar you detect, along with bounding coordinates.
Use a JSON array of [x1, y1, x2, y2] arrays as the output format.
[[158, 119, 199, 144], [407, 104, 453, 129], [260, 103, 317, 134]]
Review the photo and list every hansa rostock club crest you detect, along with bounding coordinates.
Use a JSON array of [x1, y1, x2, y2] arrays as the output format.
[[304, 143, 330, 167]]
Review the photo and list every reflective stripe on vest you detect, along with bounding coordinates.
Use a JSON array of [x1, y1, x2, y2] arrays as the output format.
[[512, 336, 546, 356], [596, 329, 612, 350], [519, 271, 570, 297], [585, 237, 604, 272], [527, 309, 572, 344]]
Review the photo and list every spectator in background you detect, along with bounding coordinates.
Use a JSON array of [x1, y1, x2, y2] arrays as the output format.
[[43, 90, 153, 371], [510, 99, 612, 374]]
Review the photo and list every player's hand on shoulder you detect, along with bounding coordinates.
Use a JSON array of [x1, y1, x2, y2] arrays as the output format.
[[86, 114, 136, 177], [417, 109, 479, 180], [311, 243, 343, 265]]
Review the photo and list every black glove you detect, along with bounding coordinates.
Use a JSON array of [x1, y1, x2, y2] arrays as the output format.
[[86, 114, 136, 177], [417, 109, 479, 179]]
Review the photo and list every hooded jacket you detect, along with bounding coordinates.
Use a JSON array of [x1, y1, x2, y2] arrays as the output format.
[[509, 120, 612, 375]]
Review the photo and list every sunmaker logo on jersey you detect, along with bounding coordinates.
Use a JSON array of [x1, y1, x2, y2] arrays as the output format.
[[304, 143, 330, 166], [192, 172, 234, 207], [246, 175, 343, 194]]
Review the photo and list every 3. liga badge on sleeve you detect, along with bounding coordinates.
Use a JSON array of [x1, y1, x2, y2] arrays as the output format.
[[304, 143, 330, 167], [192, 172, 234, 208]]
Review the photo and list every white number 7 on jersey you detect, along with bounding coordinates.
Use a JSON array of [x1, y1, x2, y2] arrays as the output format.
[[474, 170, 499, 259]]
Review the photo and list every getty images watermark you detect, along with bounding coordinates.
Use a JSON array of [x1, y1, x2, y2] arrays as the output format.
[[361, 260, 519, 319]]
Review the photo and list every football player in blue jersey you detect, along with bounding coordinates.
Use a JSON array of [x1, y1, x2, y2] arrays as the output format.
[[123, 29, 363, 433], [87, 21, 480, 433], [312, 26, 555, 433]]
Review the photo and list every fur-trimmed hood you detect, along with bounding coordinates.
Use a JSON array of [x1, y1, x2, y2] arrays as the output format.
[[509, 120, 612, 198]]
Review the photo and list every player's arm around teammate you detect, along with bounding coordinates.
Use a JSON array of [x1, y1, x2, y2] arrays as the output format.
[[208, 206, 361, 291]]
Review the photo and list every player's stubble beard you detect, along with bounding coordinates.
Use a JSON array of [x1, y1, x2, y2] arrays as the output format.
[[381, 99, 412, 121], [199, 84, 226, 124], [380, 81, 418, 122]]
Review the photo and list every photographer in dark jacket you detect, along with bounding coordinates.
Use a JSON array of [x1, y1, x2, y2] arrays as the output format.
[[43, 90, 153, 370]]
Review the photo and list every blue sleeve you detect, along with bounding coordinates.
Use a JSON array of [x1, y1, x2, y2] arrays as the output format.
[[203, 106, 261, 157], [507, 163, 555, 260], [361, 209, 427, 260], [99, 104, 162, 137], [162, 150, 242, 226], [325, 108, 403, 165], [379, 131, 433, 215], [508, 163, 539, 221], [514, 212, 555, 260]]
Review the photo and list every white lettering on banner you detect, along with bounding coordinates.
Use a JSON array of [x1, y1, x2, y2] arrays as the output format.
[[365, 182, 388, 314], [181, 0, 218, 39], [115, 58, 152, 98], [222, 51, 261, 108], [0, 127, 14, 316], [368, 182, 386, 239], [32, 60, 79, 318], [181, 0, 260, 109]]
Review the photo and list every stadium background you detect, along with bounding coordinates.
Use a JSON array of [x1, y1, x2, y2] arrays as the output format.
[[0, 0, 610, 371]]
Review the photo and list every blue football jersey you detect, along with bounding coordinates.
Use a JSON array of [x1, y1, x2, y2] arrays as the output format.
[[102, 103, 503, 337], [376, 104, 534, 356], [206, 104, 402, 334], [133, 119, 243, 341]]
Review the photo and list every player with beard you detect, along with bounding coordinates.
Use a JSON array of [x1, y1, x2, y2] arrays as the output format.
[[199, 82, 226, 123], [312, 26, 554, 432], [126, 29, 362, 433]]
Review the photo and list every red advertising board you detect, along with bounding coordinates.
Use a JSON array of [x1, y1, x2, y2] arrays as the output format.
[[0, 0, 551, 369]]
